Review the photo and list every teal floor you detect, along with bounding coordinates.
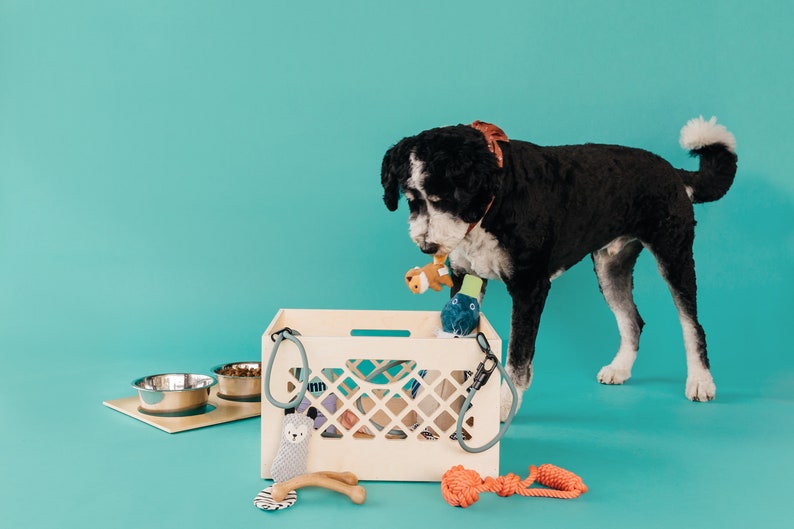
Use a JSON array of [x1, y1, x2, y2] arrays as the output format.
[[3, 329, 792, 529]]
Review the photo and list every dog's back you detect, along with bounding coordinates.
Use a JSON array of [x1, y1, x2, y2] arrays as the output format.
[[494, 140, 701, 271]]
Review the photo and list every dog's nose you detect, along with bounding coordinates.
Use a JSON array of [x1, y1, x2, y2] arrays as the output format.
[[421, 243, 440, 255]]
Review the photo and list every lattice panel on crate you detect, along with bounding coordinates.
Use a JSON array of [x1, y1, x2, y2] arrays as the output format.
[[285, 360, 475, 442]]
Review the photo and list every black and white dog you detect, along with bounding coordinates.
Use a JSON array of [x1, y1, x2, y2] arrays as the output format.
[[381, 117, 737, 418]]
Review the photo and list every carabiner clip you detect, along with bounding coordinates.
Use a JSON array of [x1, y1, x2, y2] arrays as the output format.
[[470, 332, 498, 391], [470, 352, 498, 391]]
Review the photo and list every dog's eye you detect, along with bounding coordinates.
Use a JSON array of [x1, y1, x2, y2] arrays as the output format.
[[469, 303, 476, 310], [427, 195, 443, 204], [408, 199, 426, 215]]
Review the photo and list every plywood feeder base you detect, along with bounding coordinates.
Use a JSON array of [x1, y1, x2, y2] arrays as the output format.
[[103, 385, 260, 433]]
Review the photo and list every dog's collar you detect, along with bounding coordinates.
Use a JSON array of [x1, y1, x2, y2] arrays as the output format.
[[465, 120, 506, 235], [470, 120, 508, 168], [465, 195, 495, 236]]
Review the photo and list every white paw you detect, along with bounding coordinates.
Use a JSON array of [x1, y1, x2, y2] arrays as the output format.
[[686, 374, 716, 402], [597, 364, 631, 385], [500, 381, 521, 422]]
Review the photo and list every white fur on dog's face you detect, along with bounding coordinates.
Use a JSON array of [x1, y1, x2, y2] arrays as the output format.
[[405, 152, 470, 255]]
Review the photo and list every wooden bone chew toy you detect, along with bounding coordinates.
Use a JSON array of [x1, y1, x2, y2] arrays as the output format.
[[271, 471, 366, 504], [405, 253, 453, 294]]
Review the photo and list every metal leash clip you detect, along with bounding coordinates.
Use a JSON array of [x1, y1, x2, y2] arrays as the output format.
[[470, 333, 498, 391]]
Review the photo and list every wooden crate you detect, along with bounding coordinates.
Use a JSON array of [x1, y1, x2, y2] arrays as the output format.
[[261, 309, 502, 482]]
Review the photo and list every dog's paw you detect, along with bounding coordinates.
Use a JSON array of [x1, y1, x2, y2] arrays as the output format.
[[685, 374, 716, 402], [597, 364, 631, 385], [500, 381, 521, 422]]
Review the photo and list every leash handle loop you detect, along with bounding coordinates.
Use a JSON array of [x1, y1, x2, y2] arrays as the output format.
[[264, 327, 310, 409]]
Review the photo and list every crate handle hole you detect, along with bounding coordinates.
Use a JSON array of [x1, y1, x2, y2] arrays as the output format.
[[350, 329, 411, 337]]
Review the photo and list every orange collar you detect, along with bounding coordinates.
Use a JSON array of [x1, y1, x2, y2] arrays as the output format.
[[465, 121, 507, 235], [470, 120, 508, 168]]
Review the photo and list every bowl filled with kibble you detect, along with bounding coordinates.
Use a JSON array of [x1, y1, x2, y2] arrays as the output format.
[[211, 361, 262, 401]]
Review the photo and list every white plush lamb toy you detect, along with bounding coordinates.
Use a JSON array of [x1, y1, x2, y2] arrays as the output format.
[[270, 407, 317, 483]]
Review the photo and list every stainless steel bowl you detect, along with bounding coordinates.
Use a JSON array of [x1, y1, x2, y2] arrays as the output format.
[[211, 361, 261, 401], [132, 373, 216, 415]]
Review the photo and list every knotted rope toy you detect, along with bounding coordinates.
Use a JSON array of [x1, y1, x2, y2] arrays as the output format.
[[441, 464, 587, 508]]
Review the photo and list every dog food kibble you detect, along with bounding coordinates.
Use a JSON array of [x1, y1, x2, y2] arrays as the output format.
[[219, 365, 261, 377]]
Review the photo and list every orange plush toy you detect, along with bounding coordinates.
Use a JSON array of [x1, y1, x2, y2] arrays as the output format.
[[405, 254, 453, 294]]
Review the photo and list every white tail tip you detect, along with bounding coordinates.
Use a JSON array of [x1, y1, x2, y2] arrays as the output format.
[[679, 115, 736, 154]]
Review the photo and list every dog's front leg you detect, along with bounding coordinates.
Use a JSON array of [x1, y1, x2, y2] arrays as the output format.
[[501, 274, 551, 421]]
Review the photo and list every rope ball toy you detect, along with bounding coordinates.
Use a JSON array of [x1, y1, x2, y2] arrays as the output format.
[[441, 464, 588, 508]]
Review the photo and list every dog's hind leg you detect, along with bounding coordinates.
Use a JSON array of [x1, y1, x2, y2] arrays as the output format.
[[645, 225, 716, 402], [593, 239, 645, 385]]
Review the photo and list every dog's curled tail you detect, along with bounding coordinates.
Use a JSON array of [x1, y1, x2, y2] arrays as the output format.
[[678, 116, 738, 203]]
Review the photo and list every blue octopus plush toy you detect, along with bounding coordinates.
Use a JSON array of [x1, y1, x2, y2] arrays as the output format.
[[440, 274, 483, 337]]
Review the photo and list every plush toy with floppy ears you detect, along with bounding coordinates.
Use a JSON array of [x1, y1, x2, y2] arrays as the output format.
[[405, 254, 453, 294]]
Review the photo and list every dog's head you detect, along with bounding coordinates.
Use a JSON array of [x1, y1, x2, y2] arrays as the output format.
[[381, 125, 502, 255]]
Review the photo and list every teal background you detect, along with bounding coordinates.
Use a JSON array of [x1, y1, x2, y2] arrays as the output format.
[[2, 0, 793, 527]]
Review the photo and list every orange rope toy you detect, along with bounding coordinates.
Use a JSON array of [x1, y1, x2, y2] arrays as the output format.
[[441, 464, 588, 508]]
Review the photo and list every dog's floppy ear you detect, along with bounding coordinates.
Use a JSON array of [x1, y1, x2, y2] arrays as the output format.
[[439, 130, 501, 223], [381, 137, 414, 211]]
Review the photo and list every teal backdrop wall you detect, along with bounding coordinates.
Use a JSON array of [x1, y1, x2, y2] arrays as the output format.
[[2, 1, 792, 528]]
